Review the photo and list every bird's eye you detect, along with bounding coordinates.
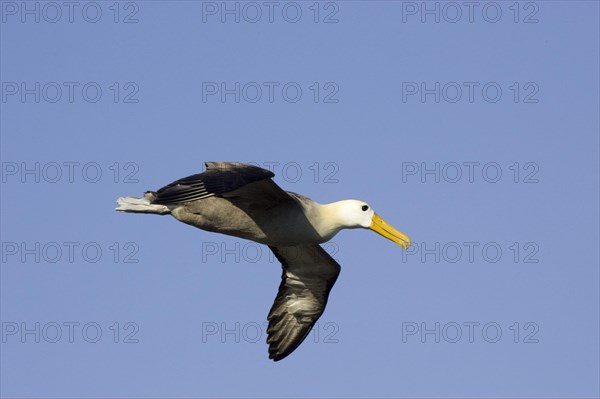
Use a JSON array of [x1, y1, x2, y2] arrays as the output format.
[[362, 205, 369, 211]]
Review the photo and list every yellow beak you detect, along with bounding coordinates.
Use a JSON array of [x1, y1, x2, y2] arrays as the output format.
[[369, 213, 411, 249]]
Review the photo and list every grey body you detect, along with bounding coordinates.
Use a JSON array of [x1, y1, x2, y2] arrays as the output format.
[[171, 189, 333, 245]]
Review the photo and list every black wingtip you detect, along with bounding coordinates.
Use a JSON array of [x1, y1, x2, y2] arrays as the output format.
[[268, 351, 288, 362]]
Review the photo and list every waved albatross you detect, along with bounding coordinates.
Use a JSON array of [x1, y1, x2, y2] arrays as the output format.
[[116, 162, 410, 361]]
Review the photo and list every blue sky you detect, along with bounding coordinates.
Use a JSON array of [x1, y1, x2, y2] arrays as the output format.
[[1, 1, 599, 398]]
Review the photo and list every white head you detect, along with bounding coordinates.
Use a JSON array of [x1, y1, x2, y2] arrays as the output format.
[[330, 200, 411, 249], [334, 200, 376, 228]]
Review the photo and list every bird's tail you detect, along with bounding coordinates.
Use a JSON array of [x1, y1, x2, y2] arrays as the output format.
[[115, 192, 171, 215]]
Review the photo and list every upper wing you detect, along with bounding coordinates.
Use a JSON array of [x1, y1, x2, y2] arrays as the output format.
[[151, 162, 285, 206], [267, 245, 341, 361]]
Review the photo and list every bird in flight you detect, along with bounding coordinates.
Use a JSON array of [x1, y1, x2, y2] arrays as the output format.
[[116, 162, 410, 361]]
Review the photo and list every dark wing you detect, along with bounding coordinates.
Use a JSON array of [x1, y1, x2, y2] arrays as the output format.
[[151, 162, 281, 205], [267, 245, 341, 361]]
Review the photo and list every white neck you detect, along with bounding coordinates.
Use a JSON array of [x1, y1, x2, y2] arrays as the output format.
[[308, 201, 359, 242]]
